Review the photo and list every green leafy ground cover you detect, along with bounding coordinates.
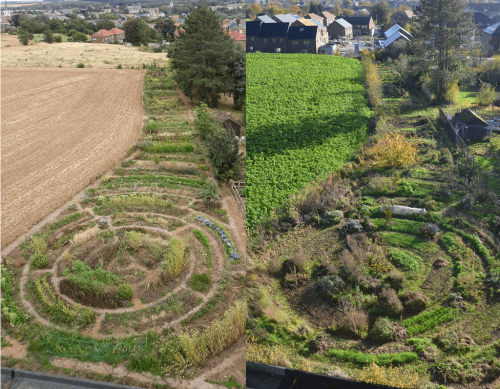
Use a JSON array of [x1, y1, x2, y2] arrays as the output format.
[[246, 54, 372, 228]]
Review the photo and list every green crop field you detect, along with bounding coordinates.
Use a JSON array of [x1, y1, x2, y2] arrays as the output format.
[[246, 53, 372, 228]]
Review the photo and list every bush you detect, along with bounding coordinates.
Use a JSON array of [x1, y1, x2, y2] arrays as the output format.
[[318, 275, 345, 295], [401, 291, 429, 312], [206, 126, 243, 182], [389, 249, 421, 271], [17, 28, 30, 45], [43, 29, 54, 44], [30, 253, 48, 269], [380, 287, 403, 317], [320, 210, 343, 225], [361, 132, 421, 169], [440, 148, 453, 165], [352, 361, 424, 388], [385, 269, 405, 290], [116, 64, 122, 69], [190, 273, 211, 292], [424, 196, 438, 210], [370, 316, 393, 341], [341, 218, 363, 234], [73, 32, 88, 42], [116, 283, 134, 300], [287, 253, 307, 273], [77, 62, 85, 68], [161, 237, 189, 279], [406, 338, 431, 352], [54, 35, 63, 43]]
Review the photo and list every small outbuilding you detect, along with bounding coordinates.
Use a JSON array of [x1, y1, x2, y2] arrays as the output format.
[[216, 112, 241, 137], [453, 108, 492, 141]]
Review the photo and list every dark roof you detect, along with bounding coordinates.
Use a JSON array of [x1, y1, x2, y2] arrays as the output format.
[[455, 108, 488, 126], [340, 16, 372, 26], [256, 15, 276, 23], [246, 20, 262, 37], [259, 22, 290, 38], [288, 25, 318, 39], [468, 2, 500, 12], [273, 13, 297, 23], [474, 11, 494, 28]]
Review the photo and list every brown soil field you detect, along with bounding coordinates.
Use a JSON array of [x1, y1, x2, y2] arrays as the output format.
[[1, 67, 145, 249], [1, 33, 168, 68]]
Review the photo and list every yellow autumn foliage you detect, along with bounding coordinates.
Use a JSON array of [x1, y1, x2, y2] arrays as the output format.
[[360, 132, 421, 169], [352, 362, 425, 389]]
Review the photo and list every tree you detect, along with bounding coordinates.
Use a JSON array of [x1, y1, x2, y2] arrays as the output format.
[[155, 17, 176, 40], [137, 19, 151, 45], [49, 18, 63, 31], [409, 0, 475, 103], [292, 5, 302, 15], [206, 126, 243, 182], [17, 28, 30, 45], [72, 32, 88, 42], [9, 14, 27, 28], [168, 5, 235, 107], [309, 2, 324, 15], [370, 1, 392, 26], [43, 29, 54, 44], [332, 4, 342, 16], [476, 81, 496, 106], [124, 18, 141, 44], [227, 43, 246, 110], [248, 4, 262, 15], [96, 19, 115, 31]]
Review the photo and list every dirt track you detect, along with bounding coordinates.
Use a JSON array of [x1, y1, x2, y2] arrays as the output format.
[[1, 67, 145, 249]]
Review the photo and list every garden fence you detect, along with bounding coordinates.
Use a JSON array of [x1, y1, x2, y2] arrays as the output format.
[[439, 108, 500, 212], [230, 180, 246, 216]]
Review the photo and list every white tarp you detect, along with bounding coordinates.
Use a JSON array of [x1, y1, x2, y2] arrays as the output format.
[[379, 205, 427, 216]]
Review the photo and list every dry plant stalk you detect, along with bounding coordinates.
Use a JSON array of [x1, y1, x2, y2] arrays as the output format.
[[361, 132, 421, 169]]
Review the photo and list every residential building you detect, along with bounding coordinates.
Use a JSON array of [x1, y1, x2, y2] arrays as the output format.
[[272, 13, 298, 24], [482, 21, 500, 49], [256, 15, 276, 23], [391, 10, 414, 25], [246, 20, 262, 52], [305, 13, 324, 25], [317, 11, 335, 26], [287, 25, 326, 53], [338, 16, 375, 36], [473, 12, 494, 29], [229, 30, 246, 48], [382, 24, 412, 48], [328, 18, 352, 40], [91, 28, 124, 43], [257, 22, 290, 53]]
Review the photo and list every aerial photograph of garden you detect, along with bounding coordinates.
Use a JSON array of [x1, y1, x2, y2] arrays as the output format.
[[245, 2, 500, 387]]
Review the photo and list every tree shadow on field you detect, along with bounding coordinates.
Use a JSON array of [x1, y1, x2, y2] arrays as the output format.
[[247, 108, 372, 159]]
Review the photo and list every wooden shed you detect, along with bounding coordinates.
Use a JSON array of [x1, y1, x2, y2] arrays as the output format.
[[216, 112, 241, 137]]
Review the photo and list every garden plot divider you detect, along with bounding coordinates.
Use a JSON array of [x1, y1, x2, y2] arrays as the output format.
[[440, 108, 500, 211]]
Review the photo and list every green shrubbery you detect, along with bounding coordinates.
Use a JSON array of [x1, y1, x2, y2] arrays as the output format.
[[389, 249, 421, 271], [370, 317, 393, 341], [328, 349, 418, 366], [116, 283, 134, 300], [62, 260, 119, 294], [31, 253, 48, 270], [403, 307, 459, 336], [190, 273, 212, 292]]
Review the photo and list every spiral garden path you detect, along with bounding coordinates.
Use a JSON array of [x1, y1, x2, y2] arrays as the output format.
[[1, 66, 246, 389]]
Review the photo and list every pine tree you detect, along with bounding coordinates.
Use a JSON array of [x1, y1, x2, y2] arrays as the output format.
[[17, 28, 30, 46], [410, 0, 475, 103], [43, 29, 54, 44], [168, 5, 234, 107]]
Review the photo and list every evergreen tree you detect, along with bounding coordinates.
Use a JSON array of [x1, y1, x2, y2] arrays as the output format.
[[155, 18, 176, 40], [227, 43, 246, 110], [168, 5, 234, 107], [409, 0, 475, 103], [206, 126, 243, 182], [17, 28, 29, 45], [43, 29, 54, 44], [309, 2, 324, 15]]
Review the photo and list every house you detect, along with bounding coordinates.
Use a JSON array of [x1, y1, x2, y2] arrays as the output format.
[[287, 25, 325, 53], [382, 24, 413, 47], [2, 10, 12, 17], [305, 13, 325, 25], [257, 22, 290, 53], [91, 28, 125, 43], [453, 108, 492, 141], [317, 11, 335, 26], [256, 15, 276, 23], [482, 21, 500, 49], [473, 12, 494, 29], [339, 16, 375, 36], [217, 112, 241, 137], [467, 2, 500, 13], [328, 18, 353, 40], [292, 17, 318, 27], [272, 13, 298, 24], [391, 10, 414, 25], [308, 18, 329, 42], [229, 31, 246, 48]]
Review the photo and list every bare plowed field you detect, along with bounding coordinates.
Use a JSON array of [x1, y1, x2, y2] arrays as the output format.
[[1, 67, 145, 249]]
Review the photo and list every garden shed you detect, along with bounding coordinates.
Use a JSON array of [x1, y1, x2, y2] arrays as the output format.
[[453, 108, 492, 141], [216, 112, 241, 137]]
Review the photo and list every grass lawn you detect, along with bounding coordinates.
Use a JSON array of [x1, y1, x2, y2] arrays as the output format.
[[33, 33, 71, 43]]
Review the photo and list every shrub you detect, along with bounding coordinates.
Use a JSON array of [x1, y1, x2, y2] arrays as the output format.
[[352, 361, 424, 388], [54, 35, 62, 43], [385, 269, 406, 290], [43, 29, 54, 43], [190, 273, 211, 292], [288, 253, 307, 273], [62, 260, 119, 294], [406, 338, 431, 352], [161, 237, 189, 279], [77, 62, 85, 68], [318, 275, 345, 295], [440, 148, 453, 165], [117, 64, 122, 69], [30, 253, 48, 270], [206, 126, 243, 182], [424, 196, 438, 210], [370, 317, 393, 341], [401, 291, 429, 312], [17, 28, 30, 45], [380, 287, 403, 317], [124, 230, 144, 251], [320, 210, 344, 225], [116, 283, 134, 300], [389, 249, 421, 271], [360, 132, 421, 169], [341, 218, 363, 234]]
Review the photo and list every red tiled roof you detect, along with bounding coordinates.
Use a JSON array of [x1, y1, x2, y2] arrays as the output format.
[[92, 29, 114, 37], [229, 31, 245, 41], [108, 28, 124, 34]]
